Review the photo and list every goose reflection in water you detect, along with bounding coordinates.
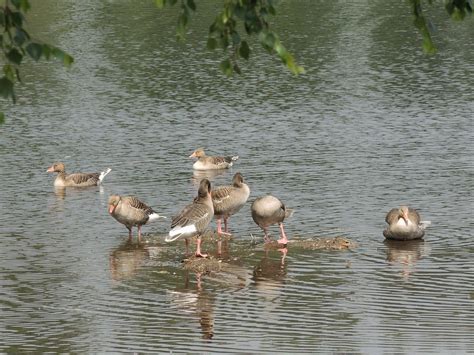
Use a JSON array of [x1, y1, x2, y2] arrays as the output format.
[[253, 247, 288, 300], [385, 239, 430, 280], [109, 241, 161, 281], [54, 187, 67, 199], [191, 168, 227, 186], [168, 271, 215, 340]]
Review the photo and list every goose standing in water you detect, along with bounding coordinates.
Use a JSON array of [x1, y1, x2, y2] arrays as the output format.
[[251, 195, 293, 245], [211, 172, 250, 235], [108, 195, 166, 242], [383, 206, 429, 240], [189, 148, 239, 170], [166, 179, 214, 257], [47, 162, 111, 187]]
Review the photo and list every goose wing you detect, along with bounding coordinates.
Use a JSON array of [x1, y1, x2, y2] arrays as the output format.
[[66, 172, 100, 186], [385, 208, 399, 225], [171, 202, 212, 230]]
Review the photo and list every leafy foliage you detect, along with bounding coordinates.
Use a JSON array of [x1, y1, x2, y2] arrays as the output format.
[[157, 0, 471, 75], [411, 0, 472, 53], [0, 0, 73, 119], [157, 0, 304, 76]]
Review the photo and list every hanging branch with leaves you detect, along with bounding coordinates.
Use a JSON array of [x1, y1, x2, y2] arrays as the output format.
[[0, 0, 73, 121], [156, 0, 304, 77]]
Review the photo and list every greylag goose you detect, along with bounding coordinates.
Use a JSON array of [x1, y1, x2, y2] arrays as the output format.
[[383, 206, 430, 240], [108, 195, 165, 242], [251, 195, 293, 245], [47, 162, 111, 187], [211, 172, 250, 235], [189, 148, 239, 170], [166, 179, 214, 257]]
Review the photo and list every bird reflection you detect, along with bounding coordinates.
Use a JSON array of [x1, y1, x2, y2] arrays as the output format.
[[191, 169, 227, 187], [109, 240, 160, 281], [54, 187, 67, 199], [385, 239, 429, 280], [253, 246, 288, 299], [169, 271, 215, 340]]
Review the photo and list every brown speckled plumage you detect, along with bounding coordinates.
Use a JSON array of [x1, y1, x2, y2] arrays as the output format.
[[167, 179, 214, 257], [211, 172, 250, 234], [189, 148, 239, 170], [108, 195, 164, 241], [47, 162, 111, 187], [383, 206, 425, 240]]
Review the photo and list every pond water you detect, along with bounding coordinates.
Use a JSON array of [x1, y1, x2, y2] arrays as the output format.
[[1, 0, 473, 352]]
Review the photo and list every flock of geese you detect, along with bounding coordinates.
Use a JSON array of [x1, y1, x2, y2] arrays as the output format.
[[47, 148, 430, 257]]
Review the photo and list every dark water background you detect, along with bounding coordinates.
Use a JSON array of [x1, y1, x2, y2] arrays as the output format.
[[1, 0, 473, 352]]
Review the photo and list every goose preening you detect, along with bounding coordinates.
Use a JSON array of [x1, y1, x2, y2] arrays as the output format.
[[383, 206, 430, 241], [108, 195, 166, 242], [251, 195, 294, 245], [166, 179, 214, 257], [189, 148, 239, 170], [47, 162, 111, 187], [211, 172, 250, 235]]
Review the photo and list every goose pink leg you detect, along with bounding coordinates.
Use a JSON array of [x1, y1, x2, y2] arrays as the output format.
[[195, 237, 208, 258], [217, 218, 231, 236], [277, 223, 288, 245], [263, 228, 271, 243], [137, 225, 142, 243]]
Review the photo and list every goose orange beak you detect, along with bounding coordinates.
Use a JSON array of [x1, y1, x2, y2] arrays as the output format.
[[189, 152, 196, 158], [47, 166, 54, 173], [108, 205, 115, 214]]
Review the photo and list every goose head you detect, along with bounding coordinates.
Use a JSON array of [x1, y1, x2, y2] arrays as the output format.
[[47, 162, 65, 173], [198, 179, 212, 198], [189, 148, 205, 159], [108, 195, 121, 214], [232, 172, 244, 187]]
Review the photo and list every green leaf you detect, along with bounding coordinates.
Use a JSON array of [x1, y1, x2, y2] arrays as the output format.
[[11, 11, 24, 27], [14, 28, 29, 46], [268, 5, 276, 16], [0, 77, 14, 99], [11, 0, 31, 12], [155, 0, 165, 9], [3, 64, 15, 82], [219, 59, 233, 77], [259, 31, 277, 50], [51, 47, 74, 67], [26, 42, 43, 61], [232, 31, 241, 46], [207, 37, 217, 50], [42, 44, 51, 60], [0, 112, 5, 124], [176, 13, 188, 41], [6, 48, 23, 65], [187, 0, 196, 12], [239, 40, 250, 60]]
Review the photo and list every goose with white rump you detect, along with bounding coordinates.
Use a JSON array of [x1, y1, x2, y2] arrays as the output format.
[[251, 195, 293, 245], [166, 179, 214, 258], [189, 148, 239, 170], [211, 172, 250, 236], [383, 206, 430, 241], [47, 162, 111, 187], [108, 195, 166, 242]]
